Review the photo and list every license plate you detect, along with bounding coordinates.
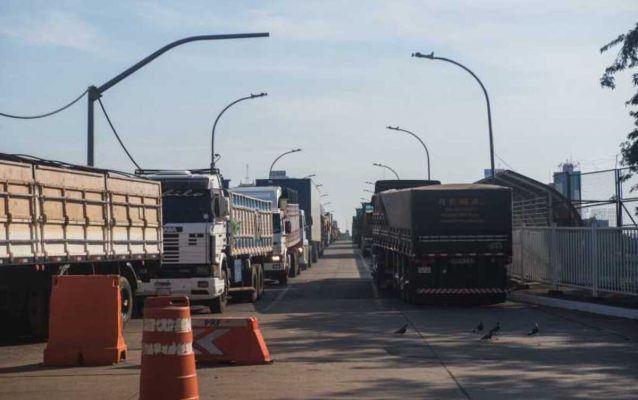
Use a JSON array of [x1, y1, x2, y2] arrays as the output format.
[[156, 288, 171, 296], [154, 281, 171, 287], [418, 266, 432, 274]]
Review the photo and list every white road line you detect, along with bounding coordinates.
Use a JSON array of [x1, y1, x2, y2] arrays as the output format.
[[263, 285, 290, 312], [357, 252, 383, 310]]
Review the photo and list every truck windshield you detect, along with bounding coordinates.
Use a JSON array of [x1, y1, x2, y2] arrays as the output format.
[[162, 188, 212, 223], [272, 213, 282, 234]]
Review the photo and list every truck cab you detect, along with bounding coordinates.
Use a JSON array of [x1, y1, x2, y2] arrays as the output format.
[[136, 170, 229, 312]]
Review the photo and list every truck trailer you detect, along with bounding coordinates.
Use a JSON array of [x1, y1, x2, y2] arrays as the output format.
[[0, 154, 162, 336], [372, 183, 512, 305], [137, 169, 272, 312], [230, 186, 303, 284], [256, 178, 322, 263]]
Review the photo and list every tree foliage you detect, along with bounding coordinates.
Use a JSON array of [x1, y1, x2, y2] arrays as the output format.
[[601, 23, 638, 174]]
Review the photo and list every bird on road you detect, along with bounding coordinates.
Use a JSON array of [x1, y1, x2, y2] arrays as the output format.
[[489, 322, 501, 335], [480, 330, 494, 340], [394, 324, 408, 334], [472, 321, 484, 333], [527, 322, 539, 336]]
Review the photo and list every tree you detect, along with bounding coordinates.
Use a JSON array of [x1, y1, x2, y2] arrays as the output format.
[[601, 23, 638, 176]]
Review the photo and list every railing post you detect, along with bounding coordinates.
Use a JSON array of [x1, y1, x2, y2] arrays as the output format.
[[591, 225, 598, 297], [549, 226, 558, 288]]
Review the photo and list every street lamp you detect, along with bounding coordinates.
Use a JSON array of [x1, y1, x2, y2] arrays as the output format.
[[211, 92, 267, 169], [303, 174, 316, 179], [269, 148, 302, 178], [373, 163, 400, 180], [412, 51, 495, 179], [85, 32, 269, 166], [387, 126, 431, 180]]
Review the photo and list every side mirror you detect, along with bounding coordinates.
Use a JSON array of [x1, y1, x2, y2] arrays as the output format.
[[284, 220, 292, 234]]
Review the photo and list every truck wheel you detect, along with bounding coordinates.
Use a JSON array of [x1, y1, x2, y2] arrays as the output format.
[[288, 254, 297, 278], [26, 285, 49, 338], [293, 252, 300, 276], [210, 270, 228, 313], [257, 265, 265, 299], [119, 276, 134, 325], [250, 268, 259, 303], [278, 270, 288, 285]]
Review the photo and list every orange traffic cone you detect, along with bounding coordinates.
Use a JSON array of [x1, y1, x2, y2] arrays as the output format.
[[139, 296, 198, 400]]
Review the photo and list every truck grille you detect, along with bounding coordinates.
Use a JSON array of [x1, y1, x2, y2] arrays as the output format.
[[162, 232, 206, 264]]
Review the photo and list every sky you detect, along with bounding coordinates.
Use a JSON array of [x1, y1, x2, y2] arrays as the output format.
[[1, 0, 637, 229]]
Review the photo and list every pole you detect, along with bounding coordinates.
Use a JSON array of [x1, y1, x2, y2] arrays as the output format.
[[211, 93, 267, 169], [412, 52, 495, 180], [387, 126, 430, 180], [269, 149, 302, 178], [373, 163, 400, 180], [86, 32, 269, 166]]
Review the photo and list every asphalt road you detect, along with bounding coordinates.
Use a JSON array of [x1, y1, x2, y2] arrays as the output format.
[[1, 241, 637, 399]]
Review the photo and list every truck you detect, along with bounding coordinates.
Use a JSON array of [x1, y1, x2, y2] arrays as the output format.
[[360, 205, 374, 257], [371, 183, 512, 305], [0, 154, 162, 336], [230, 186, 303, 284], [256, 178, 322, 263], [136, 169, 273, 313]]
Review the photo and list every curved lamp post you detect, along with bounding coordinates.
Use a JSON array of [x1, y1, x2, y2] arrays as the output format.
[[412, 51, 495, 179], [373, 162, 400, 180], [211, 92, 267, 169], [387, 126, 431, 180], [269, 148, 302, 178], [86, 32, 269, 166]]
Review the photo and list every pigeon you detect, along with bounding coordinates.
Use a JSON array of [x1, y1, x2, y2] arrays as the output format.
[[489, 322, 501, 335], [472, 321, 484, 333], [527, 322, 539, 336], [480, 330, 494, 340], [394, 324, 408, 334]]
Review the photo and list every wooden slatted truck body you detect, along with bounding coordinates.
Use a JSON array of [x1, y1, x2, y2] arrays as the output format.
[[371, 183, 512, 304], [0, 154, 162, 336]]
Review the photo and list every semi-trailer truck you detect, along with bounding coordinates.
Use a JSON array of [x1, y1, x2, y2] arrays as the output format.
[[136, 169, 272, 313], [230, 186, 303, 284], [256, 177, 322, 263], [371, 183, 512, 305], [0, 154, 162, 336]]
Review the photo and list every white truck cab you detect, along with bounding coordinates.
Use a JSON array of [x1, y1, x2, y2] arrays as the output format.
[[136, 169, 230, 312]]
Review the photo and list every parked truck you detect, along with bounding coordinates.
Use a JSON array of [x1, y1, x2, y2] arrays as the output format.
[[256, 178, 322, 263], [136, 169, 272, 312], [0, 154, 162, 336], [230, 186, 303, 284], [371, 183, 512, 305]]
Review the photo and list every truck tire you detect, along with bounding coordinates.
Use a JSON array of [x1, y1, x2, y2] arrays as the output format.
[[119, 276, 134, 325], [288, 254, 297, 278], [26, 284, 49, 338], [210, 270, 228, 314], [256, 265, 265, 299], [278, 270, 288, 285], [250, 268, 259, 303]]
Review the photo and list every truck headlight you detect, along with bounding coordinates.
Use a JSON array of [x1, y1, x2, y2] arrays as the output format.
[[271, 255, 281, 262], [297, 247, 303, 254]]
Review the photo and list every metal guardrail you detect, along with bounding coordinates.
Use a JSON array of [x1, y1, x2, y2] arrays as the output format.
[[511, 227, 638, 296]]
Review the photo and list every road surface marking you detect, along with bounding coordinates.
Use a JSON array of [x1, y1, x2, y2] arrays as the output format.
[[263, 285, 289, 312]]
